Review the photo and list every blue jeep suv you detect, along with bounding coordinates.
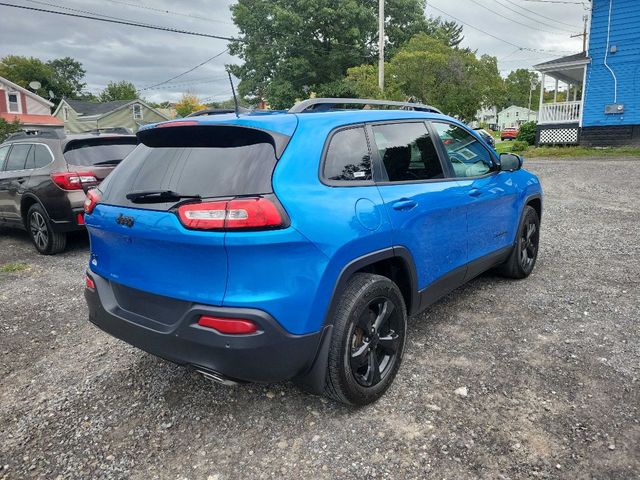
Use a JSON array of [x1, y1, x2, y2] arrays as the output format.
[[84, 98, 542, 405]]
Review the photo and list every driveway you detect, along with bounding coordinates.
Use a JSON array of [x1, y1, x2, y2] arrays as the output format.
[[1, 157, 638, 479]]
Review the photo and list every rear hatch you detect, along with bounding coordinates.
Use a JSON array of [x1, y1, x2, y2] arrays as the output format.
[[85, 124, 288, 305], [63, 136, 138, 188]]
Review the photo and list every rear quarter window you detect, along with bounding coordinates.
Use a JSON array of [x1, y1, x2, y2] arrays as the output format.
[[323, 127, 372, 183]]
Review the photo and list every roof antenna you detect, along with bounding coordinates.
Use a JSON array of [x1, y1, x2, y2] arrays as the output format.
[[227, 69, 240, 118]]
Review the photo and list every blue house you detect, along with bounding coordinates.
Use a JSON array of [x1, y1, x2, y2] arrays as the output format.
[[535, 0, 640, 146]]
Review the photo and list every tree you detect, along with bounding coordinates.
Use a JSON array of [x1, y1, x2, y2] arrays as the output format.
[[345, 34, 502, 122], [0, 55, 87, 100], [48, 57, 86, 99], [0, 118, 22, 143], [501, 69, 540, 110], [99, 81, 139, 102], [175, 93, 204, 117], [228, 0, 464, 109]]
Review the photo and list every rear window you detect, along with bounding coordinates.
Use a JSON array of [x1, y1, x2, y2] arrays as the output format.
[[63, 138, 137, 166], [98, 142, 277, 210]]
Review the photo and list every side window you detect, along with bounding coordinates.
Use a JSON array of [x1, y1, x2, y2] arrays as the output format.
[[0, 145, 10, 170], [372, 122, 444, 182], [25, 145, 53, 169], [433, 123, 493, 178], [3, 144, 31, 171], [323, 127, 372, 182], [133, 104, 143, 120]]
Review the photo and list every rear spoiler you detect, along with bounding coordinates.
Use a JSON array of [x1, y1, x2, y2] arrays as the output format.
[[137, 124, 291, 159]]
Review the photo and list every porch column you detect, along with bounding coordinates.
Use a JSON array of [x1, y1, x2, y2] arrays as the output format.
[[573, 84, 578, 101], [554, 78, 558, 102], [539, 73, 546, 121]]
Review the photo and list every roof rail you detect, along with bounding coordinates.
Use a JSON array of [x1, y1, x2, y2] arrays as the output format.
[[4, 129, 65, 142], [288, 98, 443, 115]]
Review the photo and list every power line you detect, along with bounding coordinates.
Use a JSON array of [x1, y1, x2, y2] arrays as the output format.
[[495, 0, 582, 28], [24, 0, 156, 27], [426, 4, 577, 54], [140, 49, 230, 91], [102, 0, 234, 26], [472, 0, 578, 34], [0, 2, 240, 42]]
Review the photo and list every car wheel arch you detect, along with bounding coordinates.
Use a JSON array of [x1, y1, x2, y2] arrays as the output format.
[[20, 193, 49, 228]]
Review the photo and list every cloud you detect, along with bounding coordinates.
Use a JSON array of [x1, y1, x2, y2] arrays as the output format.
[[0, 0, 586, 103]]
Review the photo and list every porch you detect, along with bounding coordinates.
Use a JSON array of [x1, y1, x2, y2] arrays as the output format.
[[534, 53, 590, 144]]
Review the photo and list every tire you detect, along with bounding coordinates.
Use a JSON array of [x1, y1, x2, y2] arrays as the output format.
[[324, 273, 407, 406], [26, 203, 67, 255], [498, 205, 540, 279]]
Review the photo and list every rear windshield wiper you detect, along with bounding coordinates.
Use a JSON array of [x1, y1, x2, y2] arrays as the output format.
[[126, 190, 201, 204]]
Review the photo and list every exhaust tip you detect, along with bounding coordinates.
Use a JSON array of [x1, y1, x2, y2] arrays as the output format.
[[196, 369, 241, 387]]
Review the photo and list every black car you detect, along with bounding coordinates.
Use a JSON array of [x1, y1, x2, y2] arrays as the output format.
[[0, 130, 137, 254], [473, 127, 496, 147]]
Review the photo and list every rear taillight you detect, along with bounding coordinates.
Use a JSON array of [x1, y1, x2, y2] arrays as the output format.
[[177, 197, 285, 231], [84, 189, 101, 214], [51, 172, 98, 190], [197, 315, 258, 334]]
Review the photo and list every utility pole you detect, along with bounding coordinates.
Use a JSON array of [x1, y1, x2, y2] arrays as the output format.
[[571, 14, 589, 53], [378, 0, 384, 91]]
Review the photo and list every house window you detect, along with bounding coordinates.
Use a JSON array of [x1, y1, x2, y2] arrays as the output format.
[[132, 104, 143, 120], [516, 111, 519, 117], [63, 106, 69, 121], [7, 91, 21, 113]]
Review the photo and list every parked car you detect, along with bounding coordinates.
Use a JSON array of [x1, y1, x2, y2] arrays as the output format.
[[473, 127, 496, 147], [501, 127, 519, 141], [83, 98, 542, 405], [0, 130, 137, 254]]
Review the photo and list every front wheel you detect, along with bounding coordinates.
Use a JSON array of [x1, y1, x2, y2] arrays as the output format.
[[498, 205, 540, 279], [324, 273, 407, 406], [27, 204, 67, 255]]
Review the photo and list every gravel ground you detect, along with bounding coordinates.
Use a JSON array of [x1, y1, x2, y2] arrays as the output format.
[[1, 157, 638, 480]]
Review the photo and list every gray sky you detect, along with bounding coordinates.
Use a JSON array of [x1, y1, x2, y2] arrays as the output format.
[[0, 0, 587, 103]]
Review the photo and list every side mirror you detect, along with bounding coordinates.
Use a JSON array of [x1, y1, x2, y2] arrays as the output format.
[[499, 153, 523, 172]]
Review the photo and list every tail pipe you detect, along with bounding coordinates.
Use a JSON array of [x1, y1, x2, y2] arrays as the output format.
[[196, 369, 243, 387]]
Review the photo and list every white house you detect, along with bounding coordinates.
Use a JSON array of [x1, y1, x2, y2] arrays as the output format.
[[471, 106, 498, 129], [497, 105, 537, 130]]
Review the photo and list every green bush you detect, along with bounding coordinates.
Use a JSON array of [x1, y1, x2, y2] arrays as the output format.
[[512, 141, 529, 152], [0, 118, 22, 143], [517, 121, 537, 145]]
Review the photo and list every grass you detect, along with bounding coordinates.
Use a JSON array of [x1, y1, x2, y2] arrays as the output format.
[[495, 142, 640, 158], [0, 262, 29, 273]]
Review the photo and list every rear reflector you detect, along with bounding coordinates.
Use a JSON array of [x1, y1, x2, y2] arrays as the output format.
[[177, 197, 284, 231], [85, 275, 95, 290], [197, 316, 258, 334], [51, 172, 98, 190], [76, 212, 85, 225], [83, 188, 101, 214]]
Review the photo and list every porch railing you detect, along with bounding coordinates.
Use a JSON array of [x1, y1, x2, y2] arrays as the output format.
[[539, 101, 581, 124]]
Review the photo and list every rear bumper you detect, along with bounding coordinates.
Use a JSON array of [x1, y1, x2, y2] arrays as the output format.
[[84, 271, 324, 383]]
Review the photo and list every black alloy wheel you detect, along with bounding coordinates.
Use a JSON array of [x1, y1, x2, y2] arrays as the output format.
[[350, 297, 402, 388], [498, 205, 540, 279], [520, 216, 539, 273], [324, 273, 407, 405]]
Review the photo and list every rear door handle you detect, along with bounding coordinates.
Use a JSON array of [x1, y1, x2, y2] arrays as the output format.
[[392, 199, 418, 211], [468, 188, 482, 197]]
